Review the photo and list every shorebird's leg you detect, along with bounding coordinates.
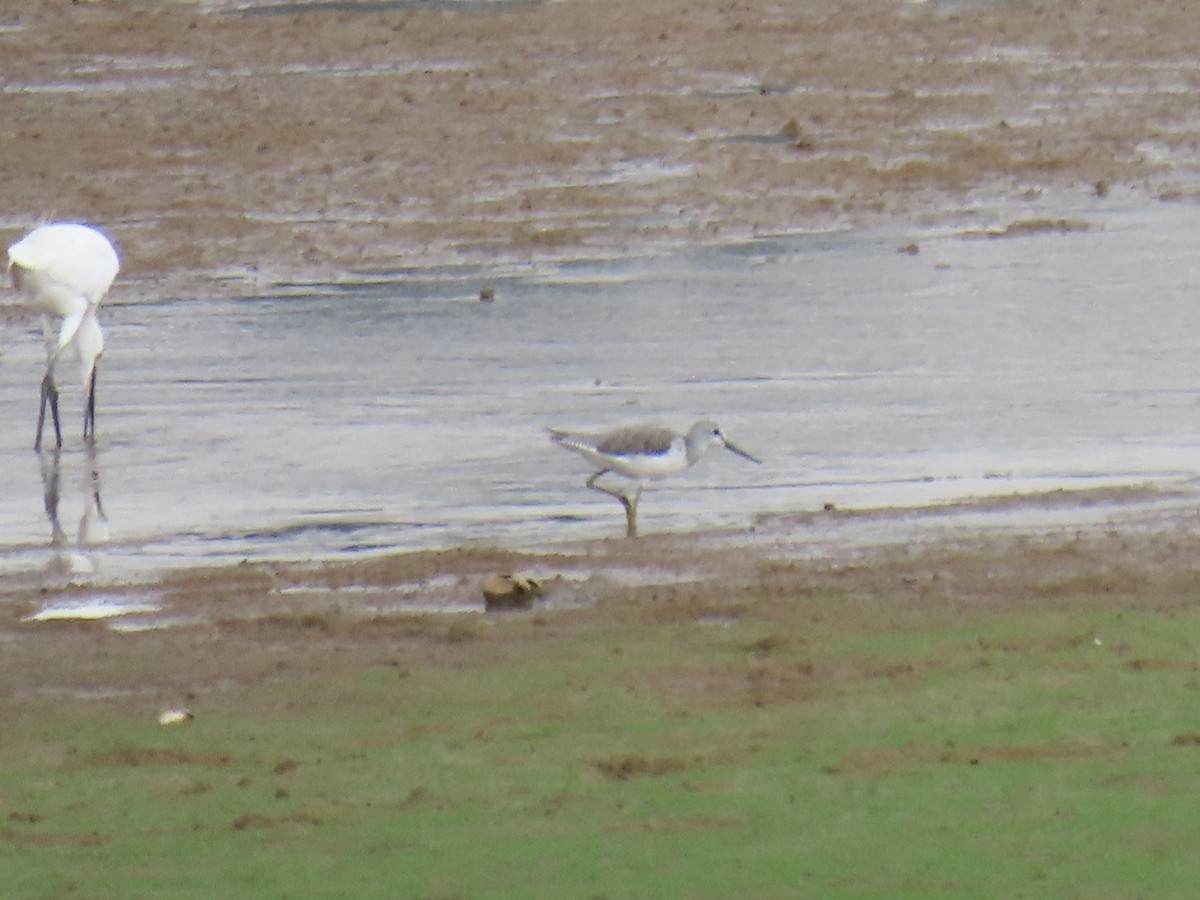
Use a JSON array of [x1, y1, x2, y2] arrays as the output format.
[[585, 469, 624, 501], [623, 487, 643, 538], [586, 470, 640, 537], [36, 371, 62, 451], [83, 364, 98, 443]]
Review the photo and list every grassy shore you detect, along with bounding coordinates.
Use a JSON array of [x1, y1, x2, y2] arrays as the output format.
[[3, 519, 1200, 898]]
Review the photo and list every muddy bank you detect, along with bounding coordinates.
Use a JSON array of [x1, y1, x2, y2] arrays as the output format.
[[2, 0, 1200, 295], [5, 0, 1200, 698], [5, 487, 1200, 700]]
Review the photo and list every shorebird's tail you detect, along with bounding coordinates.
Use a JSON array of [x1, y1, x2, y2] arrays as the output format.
[[547, 427, 589, 451]]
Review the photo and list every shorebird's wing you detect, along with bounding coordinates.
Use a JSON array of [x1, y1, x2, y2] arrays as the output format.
[[594, 425, 676, 457]]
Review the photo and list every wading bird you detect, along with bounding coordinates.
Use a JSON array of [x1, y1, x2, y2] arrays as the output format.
[[7, 223, 120, 450], [549, 419, 761, 537]]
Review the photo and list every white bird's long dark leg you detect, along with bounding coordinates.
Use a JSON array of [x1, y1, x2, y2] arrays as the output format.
[[83, 364, 98, 443], [35, 314, 63, 451], [36, 371, 62, 451], [586, 470, 641, 538]]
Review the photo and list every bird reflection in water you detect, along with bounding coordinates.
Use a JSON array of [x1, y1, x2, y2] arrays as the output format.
[[38, 445, 108, 577]]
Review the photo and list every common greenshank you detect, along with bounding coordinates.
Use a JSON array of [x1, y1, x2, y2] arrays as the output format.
[[548, 419, 761, 537]]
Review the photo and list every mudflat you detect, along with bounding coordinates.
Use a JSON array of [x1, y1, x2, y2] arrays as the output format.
[[4, 0, 1200, 687], [2, 0, 1199, 295]]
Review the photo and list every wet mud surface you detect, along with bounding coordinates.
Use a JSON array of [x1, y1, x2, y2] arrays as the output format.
[[5, 197, 1200, 577], [3, 0, 1200, 294], [5, 481, 1200, 701], [5, 0, 1200, 698]]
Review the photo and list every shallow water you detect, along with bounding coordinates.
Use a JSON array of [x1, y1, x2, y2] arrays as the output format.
[[3, 198, 1200, 583]]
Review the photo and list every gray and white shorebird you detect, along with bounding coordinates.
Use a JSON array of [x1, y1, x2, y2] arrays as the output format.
[[548, 419, 761, 537], [7, 222, 120, 450]]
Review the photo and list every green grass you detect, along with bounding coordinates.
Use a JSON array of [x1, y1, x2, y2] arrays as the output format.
[[2, 598, 1200, 899]]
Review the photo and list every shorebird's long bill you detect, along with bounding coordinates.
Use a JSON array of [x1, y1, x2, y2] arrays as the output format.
[[723, 440, 761, 464]]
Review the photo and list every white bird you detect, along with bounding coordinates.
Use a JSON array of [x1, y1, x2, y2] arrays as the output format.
[[549, 419, 761, 537], [6, 222, 120, 450]]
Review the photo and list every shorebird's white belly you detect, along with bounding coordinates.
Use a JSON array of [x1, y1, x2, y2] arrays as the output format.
[[604, 443, 689, 480]]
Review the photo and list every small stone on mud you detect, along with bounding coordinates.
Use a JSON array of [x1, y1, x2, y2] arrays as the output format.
[[778, 118, 802, 141], [482, 573, 544, 611]]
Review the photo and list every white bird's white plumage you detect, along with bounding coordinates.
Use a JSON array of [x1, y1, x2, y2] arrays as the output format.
[[7, 222, 120, 450], [549, 419, 760, 537], [8, 223, 119, 314]]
